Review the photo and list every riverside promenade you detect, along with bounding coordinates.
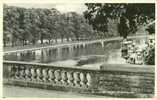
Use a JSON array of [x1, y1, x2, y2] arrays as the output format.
[[4, 35, 148, 54]]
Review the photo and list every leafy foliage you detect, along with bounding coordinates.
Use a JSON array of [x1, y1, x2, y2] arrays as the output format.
[[144, 47, 155, 65], [84, 3, 155, 37], [3, 5, 94, 46], [145, 23, 155, 35]]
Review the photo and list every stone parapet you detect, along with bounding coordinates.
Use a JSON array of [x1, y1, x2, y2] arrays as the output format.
[[3, 60, 154, 98]]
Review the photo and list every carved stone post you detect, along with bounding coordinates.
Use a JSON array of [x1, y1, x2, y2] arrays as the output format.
[[54, 70, 62, 84], [36, 68, 42, 82], [31, 67, 37, 82], [19, 66, 26, 79], [48, 69, 55, 83], [80, 72, 88, 88], [61, 71, 68, 85], [25, 67, 31, 81], [67, 71, 74, 86], [14, 65, 20, 79], [74, 72, 81, 87], [9, 65, 15, 79], [42, 69, 48, 82]]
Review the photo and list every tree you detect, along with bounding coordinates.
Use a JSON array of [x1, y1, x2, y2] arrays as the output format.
[[118, 14, 130, 38], [17, 7, 28, 46], [145, 23, 155, 35], [3, 5, 20, 46], [144, 47, 155, 65], [3, 5, 95, 46], [25, 8, 40, 45], [84, 3, 155, 37]]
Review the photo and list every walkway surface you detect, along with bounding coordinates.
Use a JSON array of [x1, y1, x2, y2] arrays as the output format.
[[3, 85, 105, 98], [3, 35, 148, 54]]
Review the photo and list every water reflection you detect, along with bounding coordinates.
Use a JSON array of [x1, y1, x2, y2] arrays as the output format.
[[4, 41, 123, 67]]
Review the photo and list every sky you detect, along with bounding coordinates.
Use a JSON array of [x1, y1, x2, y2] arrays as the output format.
[[5, 3, 88, 14]]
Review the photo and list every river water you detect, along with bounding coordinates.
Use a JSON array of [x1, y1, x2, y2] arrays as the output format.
[[4, 41, 127, 67]]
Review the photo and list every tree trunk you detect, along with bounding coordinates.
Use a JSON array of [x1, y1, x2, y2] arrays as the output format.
[[61, 38, 63, 42], [61, 35, 64, 42], [15, 41, 17, 46], [76, 36, 79, 41], [55, 38, 57, 43], [11, 40, 14, 47], [48, 39, 51, 44], [66, 37, 69, 42], [32, 40, 36, 45], [25, 40, 27, 45], [22, 40, 25, 46], [40, 38, 43, 44], [3, 39, 6, 47]]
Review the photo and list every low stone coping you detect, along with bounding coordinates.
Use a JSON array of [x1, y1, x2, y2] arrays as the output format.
[[100, 64, 154, 73]]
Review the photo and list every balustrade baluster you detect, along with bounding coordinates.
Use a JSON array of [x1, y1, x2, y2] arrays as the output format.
[[80, 72, 88, 88], [67, 71, 74, 86], [86, 73, 92, 87], [42, 69, 48, 82], [54, 70, 62, 84], [31, 68, 37, 82], [14, 65, 20, 79], [25, 67, 31, 81], [74, 72, 81, 87], [19, 66, 26, 79], [48, 69, 55, 83], [36, 68, 42, 82], [61, 71, 68, 85], [9, 65, 16, 79]]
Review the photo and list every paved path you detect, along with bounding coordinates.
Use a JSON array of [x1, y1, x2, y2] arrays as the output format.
[[3, 85, 105, 98], [3, 35, 148, 54]]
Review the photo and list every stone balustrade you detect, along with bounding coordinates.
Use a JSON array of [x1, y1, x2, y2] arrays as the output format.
[[3, 60, 154, 98], [3, 61, 96, 90]]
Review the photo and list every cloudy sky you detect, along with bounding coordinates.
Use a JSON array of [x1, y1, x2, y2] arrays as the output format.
[[5, 3, 88, 14]]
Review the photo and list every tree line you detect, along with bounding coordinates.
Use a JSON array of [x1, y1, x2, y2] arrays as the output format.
[[3, 4, 155, 47], [3, 5, 95, 47]]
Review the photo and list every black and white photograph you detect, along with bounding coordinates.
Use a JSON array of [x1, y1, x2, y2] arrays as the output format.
[[3, 3, 155, 98]]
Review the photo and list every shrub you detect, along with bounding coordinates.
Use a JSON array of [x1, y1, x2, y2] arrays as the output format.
[[144, 47, 155, 65]]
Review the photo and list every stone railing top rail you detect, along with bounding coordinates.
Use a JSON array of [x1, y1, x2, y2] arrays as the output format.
[[100, 63, 154, 73], [3, 60, 154, 73]]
